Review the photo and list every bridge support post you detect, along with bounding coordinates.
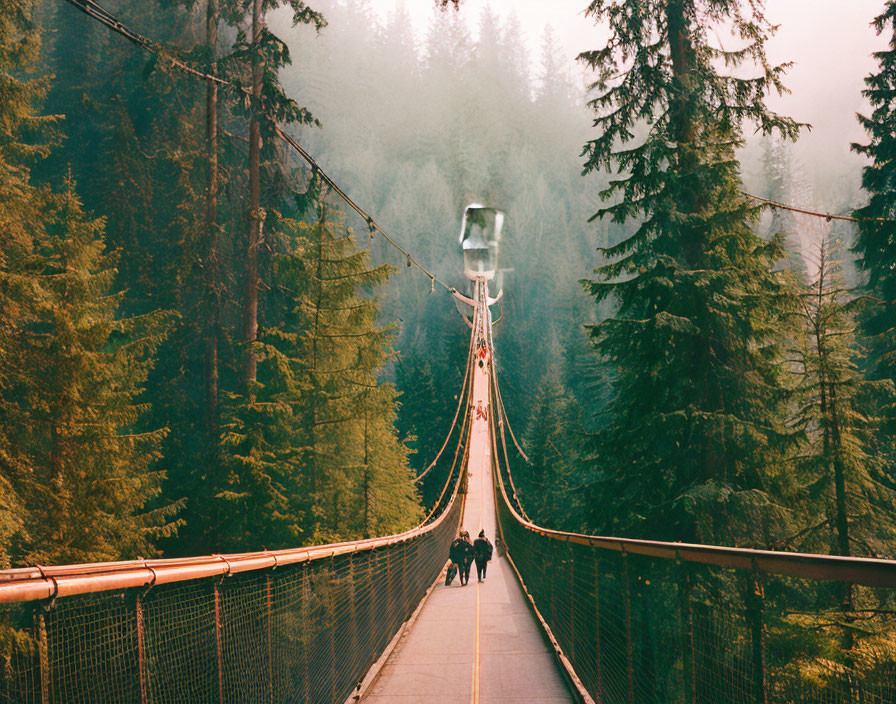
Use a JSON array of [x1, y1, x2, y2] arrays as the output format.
[[347, 553, 357, 663], [677, 561, 697, 704], [36, 610, 49, 704], [301, 567, 311, 703], [401, 540, 408, 612], [621, 552, 635, 704], [136, 594, 148, 704], [368, 550, 377, 652], [746, 566, 767, 704], [593, 560, 604, 704], [214, 581, 224, 704], [266, 574, 273, 704], [568, 547, 575, 664], [329, 558, 337, 703]]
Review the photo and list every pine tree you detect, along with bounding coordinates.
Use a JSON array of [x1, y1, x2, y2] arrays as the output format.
[[8, 183, 180, 565], [283, 203, 421, 541], [233, 0, 325, 383], [790, 235, 896, 560], [213, 201, 421, 550], [0, 0, 52, 567], [853, 3, 896, 446], [580, 0, 803, 545], [519, 369, 581, 530], [759, 137, 807, 279]]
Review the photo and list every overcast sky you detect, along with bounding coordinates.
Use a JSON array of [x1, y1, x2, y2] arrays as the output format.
[[364, 1, 888, 200]]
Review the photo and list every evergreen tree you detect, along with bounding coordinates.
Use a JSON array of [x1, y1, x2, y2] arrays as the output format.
[[580, 0, 803, 545], [213, 201, 421, 550], [519, 369, 581, 530], [759, 137, 807, 279], [790, 235, 896, 560], [853, 3, 896, 449], [0, 0, 51, 567], [8, 184, 179, 565]]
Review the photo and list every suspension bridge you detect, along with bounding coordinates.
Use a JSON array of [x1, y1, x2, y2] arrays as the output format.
[[2, 230, 896, 703], [1, 2, 896, 701]]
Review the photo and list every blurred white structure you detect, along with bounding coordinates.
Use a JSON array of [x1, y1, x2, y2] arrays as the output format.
[[460, 204, 504, 281]]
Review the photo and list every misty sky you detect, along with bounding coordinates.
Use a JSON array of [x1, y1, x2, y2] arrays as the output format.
[[365, 0, 888, 206]]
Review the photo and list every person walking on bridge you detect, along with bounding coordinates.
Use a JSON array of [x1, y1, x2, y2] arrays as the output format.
[[449, 531, 474, 586], [473, 530, 493, 582]]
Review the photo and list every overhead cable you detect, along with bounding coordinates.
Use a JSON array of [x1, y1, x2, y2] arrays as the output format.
[[413, 320, 476, 484], [484, 292, 529, 464], [742, 191, 895, 224], [59, 0, 452, 291]]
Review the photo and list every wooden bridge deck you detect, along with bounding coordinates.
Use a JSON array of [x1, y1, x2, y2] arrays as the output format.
[[362, 360, 572, 703]]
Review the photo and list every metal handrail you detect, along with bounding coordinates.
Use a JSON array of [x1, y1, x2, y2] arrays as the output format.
[[0, 472, 462, 604], [493, 453, 896, 590]]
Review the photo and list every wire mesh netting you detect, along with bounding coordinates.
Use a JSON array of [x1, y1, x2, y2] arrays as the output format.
[[495, 471, 896, 704], [0, 494, 460, 704]]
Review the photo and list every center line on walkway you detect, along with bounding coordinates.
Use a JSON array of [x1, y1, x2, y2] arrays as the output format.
[[473, 576, 481, 704]]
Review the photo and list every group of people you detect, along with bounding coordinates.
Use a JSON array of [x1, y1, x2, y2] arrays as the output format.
[[448, 529, 493, 585]]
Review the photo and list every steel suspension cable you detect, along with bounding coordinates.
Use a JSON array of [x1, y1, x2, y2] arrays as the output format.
[[423, 406, 471, 523], [483, 295, 529, 464], [489, 364, 532, 523], [481, 289, 531, 522], [413, 316, 477, 484], [742, 191, 896, 224], [58, 0, 452, 292], [419, 300, 479, 519]]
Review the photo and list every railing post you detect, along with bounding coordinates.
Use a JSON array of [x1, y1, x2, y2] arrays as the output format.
[[549, 559, 557, 634], [568, 547, 575, 664], [214, 581, 224, 704], [36, 610, 49, 704], [368, 550, 377, 652], [592, 559, 604, 704], [266, 573, 273, 704], [348, 553, 358, 681], [401, 539, 408, 611], [746, 565, 767, 704], [386, 548, 394, 617], [329, 558, 337, 704], [136, 594, 148, 704], [301, 567, 311, 704], [621, 552, 635, 704], [677, 559, 696, 704]]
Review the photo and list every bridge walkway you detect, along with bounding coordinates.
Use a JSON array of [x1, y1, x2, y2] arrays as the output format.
[[363, 356, 572, 703]]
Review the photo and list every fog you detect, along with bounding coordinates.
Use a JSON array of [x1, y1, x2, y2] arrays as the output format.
[[270, 1, 891, 487], [361, 0, 887, 208]]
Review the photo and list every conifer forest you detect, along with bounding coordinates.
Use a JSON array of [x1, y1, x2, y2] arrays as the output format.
[[6, 0, 896, 698]]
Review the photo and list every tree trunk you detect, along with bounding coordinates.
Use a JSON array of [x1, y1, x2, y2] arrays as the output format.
[[363, 410, 371, 538], [244, 0, 264, 384], [666, 0, 697, 147], [205, 0, 219, 446]]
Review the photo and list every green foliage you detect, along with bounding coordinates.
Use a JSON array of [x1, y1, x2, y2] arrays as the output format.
[[581, 0, 804, 545], [0, 0, 50, 568], [788, 236, 896, 558], [212, 202, 421, 550], [518, 369, 583, 530], [853, 3, 896, 446], [8, 185, 180, 564]]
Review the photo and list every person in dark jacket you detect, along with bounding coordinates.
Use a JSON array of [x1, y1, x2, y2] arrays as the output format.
[[473, 530, 493, 582], [449, 531, 474, 586], [460, 530, 474, 585]]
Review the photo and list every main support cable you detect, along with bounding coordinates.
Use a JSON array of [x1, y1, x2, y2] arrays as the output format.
[[478, 283, 531, 523], [413, 310, 477, 484], [742, 191, 896, 224], [58, 0, 453, 292], [482, 293, 529, 464]]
